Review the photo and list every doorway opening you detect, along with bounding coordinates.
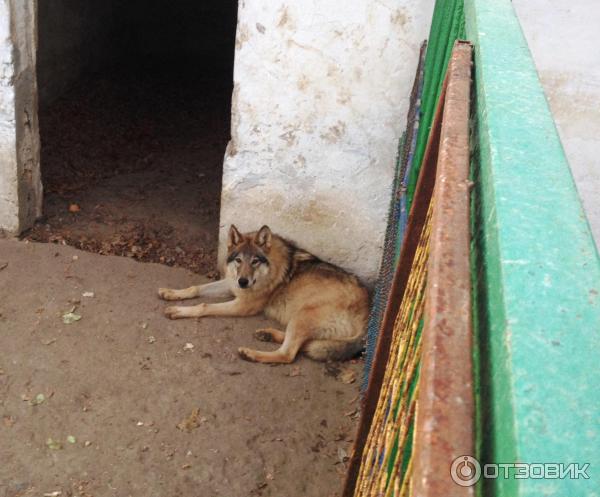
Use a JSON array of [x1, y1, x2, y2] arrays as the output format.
[[26, 0, 238, 275]]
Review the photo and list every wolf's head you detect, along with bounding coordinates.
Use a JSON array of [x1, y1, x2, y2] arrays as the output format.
[[225, 225, 272, 290]]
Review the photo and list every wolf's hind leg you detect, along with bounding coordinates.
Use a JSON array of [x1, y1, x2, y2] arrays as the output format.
[[158, 279, 232, 301], [240, 319, 310, 363], [254, 328, 285, 343]]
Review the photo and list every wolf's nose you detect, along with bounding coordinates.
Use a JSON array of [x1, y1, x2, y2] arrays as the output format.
[[238, 277, 249, 288]]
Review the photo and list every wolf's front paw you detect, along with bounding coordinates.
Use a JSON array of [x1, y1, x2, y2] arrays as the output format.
[[158, 288, 177, 301], [164, 306, 185, 319], [238, 347, 257, 362]]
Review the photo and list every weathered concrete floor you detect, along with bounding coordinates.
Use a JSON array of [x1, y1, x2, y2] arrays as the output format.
[[0, 239, 359, 497]]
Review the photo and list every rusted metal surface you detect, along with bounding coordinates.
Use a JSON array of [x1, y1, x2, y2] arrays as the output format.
[[412, 41, 474, 497], [341, 58, 450, 497]]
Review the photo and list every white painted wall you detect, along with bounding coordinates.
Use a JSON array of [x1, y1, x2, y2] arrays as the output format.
[[0, 1, 20, 233], [219, 0, 434, 285], [0, 0, 41, 235], [514, 0, 600, 249]]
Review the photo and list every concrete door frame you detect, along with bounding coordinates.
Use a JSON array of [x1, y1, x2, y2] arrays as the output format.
[[0, 0, 41, 235]]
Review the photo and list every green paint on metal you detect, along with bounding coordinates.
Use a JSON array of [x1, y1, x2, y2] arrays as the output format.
[[407, 0, 465, 208], [465, 0, 600, 496], [470, 149, 487, 497]]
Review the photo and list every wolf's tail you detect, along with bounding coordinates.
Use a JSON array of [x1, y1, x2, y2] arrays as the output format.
[[302, 339, 363, 362]]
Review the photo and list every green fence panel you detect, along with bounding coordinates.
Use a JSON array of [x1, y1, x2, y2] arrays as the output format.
[[465, 0, 600, 496], [407, 0, 465, 208]]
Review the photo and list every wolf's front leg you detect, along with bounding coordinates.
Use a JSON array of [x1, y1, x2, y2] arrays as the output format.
[[164, 298, 261, 320], [158, 279, 232, 301]]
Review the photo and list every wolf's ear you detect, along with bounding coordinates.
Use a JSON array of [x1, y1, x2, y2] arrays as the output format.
[[228, 224, 244, 248], [254, 225, 272, 249]]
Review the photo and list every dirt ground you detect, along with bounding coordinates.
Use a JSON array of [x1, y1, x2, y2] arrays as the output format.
[[25, 70, 227, 275], [0, 239, 361, 497]]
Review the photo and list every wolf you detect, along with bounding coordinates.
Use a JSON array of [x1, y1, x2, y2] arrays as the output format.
[[158, 225, 369, 364]]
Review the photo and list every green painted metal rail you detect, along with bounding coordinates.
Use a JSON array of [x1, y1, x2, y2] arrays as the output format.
[[407, 0, 465, 209], [465, 0, 600, 496]]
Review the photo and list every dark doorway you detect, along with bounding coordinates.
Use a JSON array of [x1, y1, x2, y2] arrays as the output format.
[[27, 0, 238, 275]]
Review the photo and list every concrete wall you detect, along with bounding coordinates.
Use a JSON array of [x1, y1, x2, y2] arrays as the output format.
[[0, 1, 19, 233], [0, 0, 41, 235], [219, 0, 434, 285], [514, 0, 600, 249]]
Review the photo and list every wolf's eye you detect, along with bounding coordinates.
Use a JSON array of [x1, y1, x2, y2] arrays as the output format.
[[235, 257, 242, 264], [251, 258, 260, 266]]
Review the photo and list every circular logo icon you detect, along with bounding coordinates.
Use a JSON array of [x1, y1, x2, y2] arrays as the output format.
[[450, 455, 481, 486]]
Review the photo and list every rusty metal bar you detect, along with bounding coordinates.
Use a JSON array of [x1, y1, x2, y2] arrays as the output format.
[[341, 55, 450, 497], [412, 41, 474, 497]]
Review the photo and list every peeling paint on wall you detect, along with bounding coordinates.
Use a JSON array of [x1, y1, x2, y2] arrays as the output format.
[[219, 0, 434, 285]]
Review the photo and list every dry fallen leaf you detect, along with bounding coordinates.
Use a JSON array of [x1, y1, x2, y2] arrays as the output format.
[[30, 393, 46, 406], [337, 447, 349, 464], [46, 438, 63, 450], [324, 363, 341, 377], [69, 203, 81, 213], [288, 366, 302, 377], [338, 367, 357, 384], [62, 307, 82, 324], [2, 415, 15, 427], [176, 408, 204, 432]]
